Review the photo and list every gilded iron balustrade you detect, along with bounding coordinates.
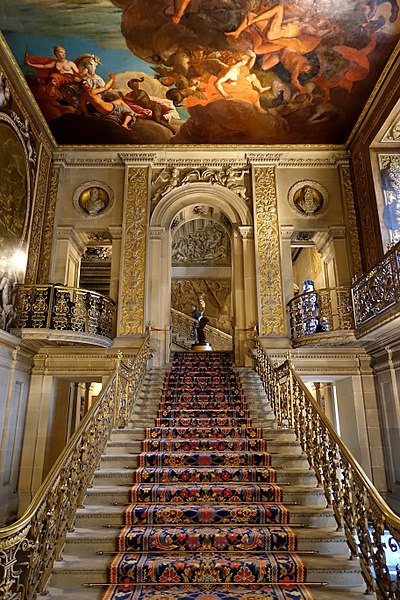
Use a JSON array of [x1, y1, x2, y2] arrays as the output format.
[[287, 286, 354, 342], [352, 241, 400, 329], [13, 284, 115, 340], [171, 308, 232, 351], [0, 335, 151, 600], [255, 339, 400, 599]]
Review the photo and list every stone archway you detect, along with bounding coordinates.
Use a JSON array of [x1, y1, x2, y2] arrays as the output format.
[[148, 183, 257, 365]]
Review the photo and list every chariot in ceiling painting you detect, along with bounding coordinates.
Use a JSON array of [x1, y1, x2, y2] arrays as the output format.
[[1, 0, 400, 145]]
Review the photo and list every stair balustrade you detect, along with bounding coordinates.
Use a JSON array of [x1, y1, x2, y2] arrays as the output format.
[[255, 338, 400, 599], [171, 307, 232, 350], [0, 335, 151, 600]]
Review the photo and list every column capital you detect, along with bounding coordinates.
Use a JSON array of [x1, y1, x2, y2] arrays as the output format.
[[280, 225, 295, 241], [149, 226, 166, 240], [238, 226, 253, 240]]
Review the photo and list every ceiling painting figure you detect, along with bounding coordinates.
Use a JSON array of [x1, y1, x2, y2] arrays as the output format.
[[1, 0, 400, 145]]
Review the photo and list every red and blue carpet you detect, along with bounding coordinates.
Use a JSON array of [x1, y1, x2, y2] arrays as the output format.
[[101, 352, 314, 600]]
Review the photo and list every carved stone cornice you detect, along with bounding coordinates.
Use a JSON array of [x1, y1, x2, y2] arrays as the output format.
[[152, 157, 249, 168], [119, 152, 158, 165], [246, 151, 348, 167], [52, 153, 125, 168]]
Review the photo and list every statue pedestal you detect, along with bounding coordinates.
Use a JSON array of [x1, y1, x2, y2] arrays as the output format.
[[191, 342, 212, 352]]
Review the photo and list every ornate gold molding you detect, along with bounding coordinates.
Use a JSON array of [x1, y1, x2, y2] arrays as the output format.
[[340, 164, 362, 278], [119, 166, 148, 336], [37, 164, 59, 283], [254, 166, 285, 337], [352, 143, 381, 270], [25, 146, 51, 284]]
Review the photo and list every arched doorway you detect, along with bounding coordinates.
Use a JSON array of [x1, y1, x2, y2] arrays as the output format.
[[148, 183, 256, 365]]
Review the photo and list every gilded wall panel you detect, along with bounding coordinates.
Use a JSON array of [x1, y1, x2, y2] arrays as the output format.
[[254, 166, 285, 337], [340, 164, 362, 278], [119, 166, 148, 336], [25, 145, 51, 284], [351, 144, 381, 270], [37, 164, 59, 283]]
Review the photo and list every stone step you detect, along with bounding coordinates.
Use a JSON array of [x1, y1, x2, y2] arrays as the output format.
[[45, 583, 369, 600], [83, 483, 327, 508], [57, 523, 349, 556], [92, 465, 317, 486], [105, 438, 304, 457], [99, 451, 309, 470], [74, 503, 335, 529], [49, 552, 362, 588]]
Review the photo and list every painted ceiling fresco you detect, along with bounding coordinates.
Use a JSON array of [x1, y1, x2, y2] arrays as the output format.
[[1, 0, 400, 145]]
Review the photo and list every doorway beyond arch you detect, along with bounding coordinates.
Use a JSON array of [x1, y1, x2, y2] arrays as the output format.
[[148, 183, 257, 366]]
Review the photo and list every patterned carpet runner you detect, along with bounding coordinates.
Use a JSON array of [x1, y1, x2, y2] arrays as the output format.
[[101, 352, 314, 600]]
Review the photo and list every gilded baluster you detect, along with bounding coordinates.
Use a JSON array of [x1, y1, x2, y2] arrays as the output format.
[[14, 286, 31, 328], [51, 289, 70, 330], [31, 287, 51, 328], [70, 291, 86, 332], [370, 518, 395, 598]]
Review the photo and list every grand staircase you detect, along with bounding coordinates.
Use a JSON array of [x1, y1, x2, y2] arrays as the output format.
[[46, 352, 368, 600]]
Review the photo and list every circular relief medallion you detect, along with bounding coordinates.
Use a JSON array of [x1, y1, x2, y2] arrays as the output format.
[[73, 181, 114, 218], [288, 180, 328, 218]]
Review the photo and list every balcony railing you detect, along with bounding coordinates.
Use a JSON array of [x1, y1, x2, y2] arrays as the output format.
[[13, 284, 115, 346], [255, 339, 400, 599], [0, 335, 151, 600], [352, 241, 400, 330], [287, 286, 354, 343]]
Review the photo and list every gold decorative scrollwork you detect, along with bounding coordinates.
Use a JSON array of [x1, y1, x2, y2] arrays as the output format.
[[25, 146, 51, 284], [38, 165, 59, 283], [119, 167, 148, 336], [351, 143, 381, 271], [254, 167, 285, 337], [341, 164, 362, 278]]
